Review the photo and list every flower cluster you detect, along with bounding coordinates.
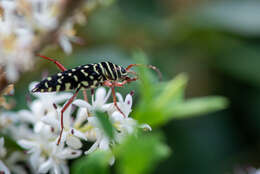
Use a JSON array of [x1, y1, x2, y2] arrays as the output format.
[[0, 82, 151, 174], [0, 137, 27, 174], [0, 0, 84, 82]]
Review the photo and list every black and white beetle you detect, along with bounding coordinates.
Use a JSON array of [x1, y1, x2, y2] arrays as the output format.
[[32, 55, 161, 145]]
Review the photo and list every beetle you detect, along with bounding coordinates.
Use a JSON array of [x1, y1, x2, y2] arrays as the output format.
[[31, 55, 161, 145]]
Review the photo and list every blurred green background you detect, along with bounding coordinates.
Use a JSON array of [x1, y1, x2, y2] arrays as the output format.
[[14, 0, 260, 173]]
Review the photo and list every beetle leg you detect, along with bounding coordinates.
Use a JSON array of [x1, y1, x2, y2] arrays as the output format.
[[111, 86, 126, 118], [83, 90, 88, 102], [57, 88, 80, 145], [113, 77, 138, 87], [103, 80, 126, 118]]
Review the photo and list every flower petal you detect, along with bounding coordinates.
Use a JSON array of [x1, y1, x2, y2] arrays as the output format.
[[109, 155, 115, 166], [95, 87, 106, 106], [57, 148, 82, 159], [56, 131, 67, 146], [73, 99, 91, 108], [0, 137, 4, 149], [74, 108, 87, 126], [30, 149, 41, 170], [99, 137, 109, 151], [125, 94, 133, 109], [59, 35, 72, 54], [41, 116, 59, 129], [116, 92, 124, 103], [0, 160, 10, 174], [66, 135, 82, 149], [139, 124, 152, 131], [71, 129, 87, 141], [18, 110, 35, 123], [34, 122, 45, 133], [60, 163, 69, 174], [38, 158, 52, 173], [111, 111, 124, 122], [54, 93, 73, 104], [53, 163, 61, 174], [104, 88, 111, 103], [84, 141, 99, 155], [101, 103, 113, 112], [18, 140, 36, 149]]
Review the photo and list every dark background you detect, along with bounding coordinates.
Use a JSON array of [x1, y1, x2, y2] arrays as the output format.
[[14, 0, 260, 173]]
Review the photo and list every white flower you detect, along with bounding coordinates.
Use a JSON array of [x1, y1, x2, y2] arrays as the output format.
[[3, 81, 153, 171], [72, 87, 151, 165], [84, 116, 115, 165], [0, 137, 26, 174], [30, 0, 59, 30], [0, 137, 10, 174], [0, 112, 33, 140], [0, 111, 17, 129], [112, 92, 152, 134], [0, 0, 86, 81], [18, 132, 81, 174], [0, 161, 10, 174], [73, 87, 112, 115], [41, 104, 87, 149], [0, 137, 7, 158], [58, 20, 75, 54], [18, 82, 72, 134]]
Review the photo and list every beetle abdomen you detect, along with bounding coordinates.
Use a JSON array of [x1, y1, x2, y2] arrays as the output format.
[[31, 64, 103, 93]]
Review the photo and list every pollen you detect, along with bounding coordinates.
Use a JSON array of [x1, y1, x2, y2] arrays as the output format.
[[57, 73, 62, 76], [48, 87, 52, 92], [47, 77, 52, 81]]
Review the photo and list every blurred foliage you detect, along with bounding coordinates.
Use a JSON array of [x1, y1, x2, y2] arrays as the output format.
[[71, 51, 228, 174], [11, 0, 260, 173], [114, 133, 170, 174], [133, 51, 228, 126], [72, 150, 111, 174], [96, 111, 115, 139]]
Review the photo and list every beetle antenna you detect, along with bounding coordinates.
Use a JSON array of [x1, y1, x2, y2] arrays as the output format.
[[126, 64, 162, 81], [36, 54, 67, 72]]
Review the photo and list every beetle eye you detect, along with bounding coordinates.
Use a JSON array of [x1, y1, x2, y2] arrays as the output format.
[[121, 68, 127, 74]]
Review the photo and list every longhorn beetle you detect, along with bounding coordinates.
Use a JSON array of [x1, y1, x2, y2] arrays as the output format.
[[31, 55, 161, 145]]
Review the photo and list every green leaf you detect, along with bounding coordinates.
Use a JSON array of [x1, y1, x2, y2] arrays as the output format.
[[71, 150, 111, 174], [166, 96, 229, 119], [132, 50, 228, 127], [134, 74, 188, 126], [155, 73, 188, 108], [115, 133, 170, 174], [0, 133, 23, 152], [95, 111, 114, 139]]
